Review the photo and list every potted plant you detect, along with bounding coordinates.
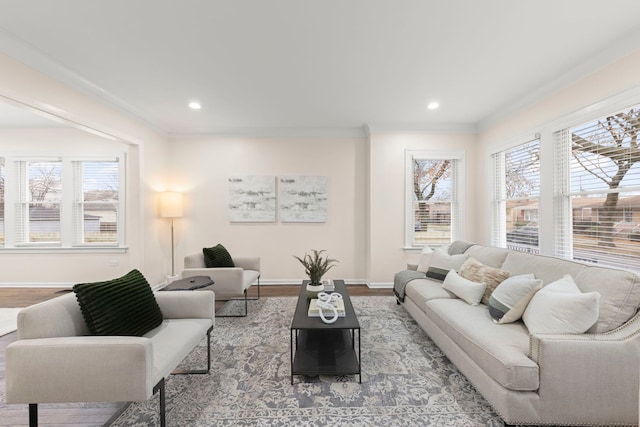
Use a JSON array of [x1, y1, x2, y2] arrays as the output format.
[[293, 249, 338, 298]]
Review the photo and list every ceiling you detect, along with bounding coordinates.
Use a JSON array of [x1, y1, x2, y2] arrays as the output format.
[[1, 0, 640, 135]]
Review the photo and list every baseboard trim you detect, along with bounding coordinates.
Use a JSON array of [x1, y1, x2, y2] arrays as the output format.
[[367, 282, 393, 289]]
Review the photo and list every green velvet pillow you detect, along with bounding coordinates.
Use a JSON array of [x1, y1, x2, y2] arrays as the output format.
[[203, 244, 235, 268], [73, 269, 163, 336]]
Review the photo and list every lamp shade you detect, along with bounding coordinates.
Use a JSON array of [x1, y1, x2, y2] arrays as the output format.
[[159, 191, 183, 218]]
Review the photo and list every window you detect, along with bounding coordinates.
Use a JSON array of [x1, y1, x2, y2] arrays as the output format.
[[492, 138, 540, 253], [16, 160, 63, 244], [0, 158, 4, 244], [554, 105, 640, 270], [2, 155, 125, 249], [73, 161, 121, 245], [406, 150, 463, 248]]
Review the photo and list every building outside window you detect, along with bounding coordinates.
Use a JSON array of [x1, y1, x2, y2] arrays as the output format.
[[492, 138, 541, 253], [554, 104, 640, 270], [406, 150, 463, 248]]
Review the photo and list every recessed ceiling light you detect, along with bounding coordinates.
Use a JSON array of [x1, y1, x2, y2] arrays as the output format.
[[188, 101, 201, 110], [427, 102, 440, 110]]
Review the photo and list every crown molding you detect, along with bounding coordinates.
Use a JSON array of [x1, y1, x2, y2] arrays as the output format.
[[167, 125, 369, 139], [366, 122, 477, 135]]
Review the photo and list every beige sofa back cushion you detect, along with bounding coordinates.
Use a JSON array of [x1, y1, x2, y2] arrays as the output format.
[[502, 251, 640, 333], [574, 266, 640, 333]]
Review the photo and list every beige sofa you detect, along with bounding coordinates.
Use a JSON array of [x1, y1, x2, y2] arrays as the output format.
[[5, 290, 214, 427], [399, 242, 640, 426]]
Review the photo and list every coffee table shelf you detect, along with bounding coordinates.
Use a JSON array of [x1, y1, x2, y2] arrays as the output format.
[[290, 280, 361, 384]]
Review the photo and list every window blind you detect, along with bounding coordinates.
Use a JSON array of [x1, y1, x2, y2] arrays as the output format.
[[492, 138, 540, 252], [554, 105, 640, 270], [0, 158, 4, 244], [410, 157, 459, 247], [73, 160, 120, 245]]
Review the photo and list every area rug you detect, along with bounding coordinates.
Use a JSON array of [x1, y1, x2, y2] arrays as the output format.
[[0, 308, 22, 337], [111, 296, 504, 426]]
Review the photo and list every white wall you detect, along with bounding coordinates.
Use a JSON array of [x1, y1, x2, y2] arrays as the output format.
[[0, 53, 170, 286], [367, 131, 478, 285], [167, 135, 367, 283]]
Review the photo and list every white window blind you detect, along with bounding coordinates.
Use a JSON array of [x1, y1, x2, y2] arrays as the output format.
[[492, 138, 540, 252], [15, 160, 62, 245], [73, 160, 120, 245], [554, 105, 640, 270], [407, 152, 461, 247], [0, 158, 4, 244]]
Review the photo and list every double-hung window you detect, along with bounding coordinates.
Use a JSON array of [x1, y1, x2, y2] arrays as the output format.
[[492, 138, 540, 252], [405, 150, 463, 248], [2, 155, 125, 249], [554, 104, 640, 270]]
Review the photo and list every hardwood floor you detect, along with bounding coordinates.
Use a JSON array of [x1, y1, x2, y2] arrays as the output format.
[[0, 284, 392, 426], [0, 284, 392, 308]]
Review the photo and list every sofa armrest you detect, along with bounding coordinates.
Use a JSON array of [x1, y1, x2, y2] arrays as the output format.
[[6, 336, 154, 404], [154, 290, 215, 322], [528, 331, 639, 425], [232, 256, 260, 272]]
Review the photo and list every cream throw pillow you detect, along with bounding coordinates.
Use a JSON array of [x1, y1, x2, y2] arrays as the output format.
[[459, 257, 511, 305], [488, 274, 543, 324], [522, 274, 600, 334], [442, 270, 486, 306], [416, 246, 434, 273]]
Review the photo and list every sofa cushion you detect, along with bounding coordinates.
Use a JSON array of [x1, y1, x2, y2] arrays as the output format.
[[73, 269, 163, 337], [488, 274, 543, 323], [145, 318, 212, 382], [405, 278, 454, 311], [416, 246, 434, 273], [459, 257, 511, 305], [574, 266, 640, 333], [502, 251, 640, 333], [203, 244, 235, 268], [425, 247, 468, 281], [424, 298, 539, 391], [501, 251, 586, 286], [523, 274, 600, 335], [442, 270, 486, 305], [465, 244, 510, 268]]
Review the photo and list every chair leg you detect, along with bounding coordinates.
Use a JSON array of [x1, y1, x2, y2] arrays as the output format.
[[172, 326, 213, 375], [29, 404, 37, 427], [215, 290, 249, 317], [153, 379, 166, 427], [247, 275, 261, 300]]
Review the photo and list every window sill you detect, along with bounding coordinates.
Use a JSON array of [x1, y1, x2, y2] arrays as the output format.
[[0, 246, 128, 254]]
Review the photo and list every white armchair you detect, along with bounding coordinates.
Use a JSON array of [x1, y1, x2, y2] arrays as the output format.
[[182, 252, 260, 317]]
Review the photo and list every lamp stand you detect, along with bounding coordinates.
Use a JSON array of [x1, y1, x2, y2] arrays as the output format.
[[170, 218, 176, 277]]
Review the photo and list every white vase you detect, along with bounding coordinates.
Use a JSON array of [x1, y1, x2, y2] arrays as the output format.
[[306, 282, 325, 299]]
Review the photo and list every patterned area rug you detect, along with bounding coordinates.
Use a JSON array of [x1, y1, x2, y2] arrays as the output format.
[[111, 296, 504, 426]]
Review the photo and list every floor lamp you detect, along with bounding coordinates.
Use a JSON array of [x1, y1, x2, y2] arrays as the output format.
[[160, 191, 183, 278]]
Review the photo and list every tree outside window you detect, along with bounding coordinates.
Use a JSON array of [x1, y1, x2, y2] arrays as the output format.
[[562, 106, 640, 269], [407, 152, 461, 247]]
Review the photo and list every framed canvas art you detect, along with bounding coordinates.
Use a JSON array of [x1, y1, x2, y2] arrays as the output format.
[[228, 175, 276, 222], [278, 175, 328, 222]]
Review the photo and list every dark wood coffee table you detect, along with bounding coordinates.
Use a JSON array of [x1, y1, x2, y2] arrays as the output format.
[[290, 279, 361, 384]]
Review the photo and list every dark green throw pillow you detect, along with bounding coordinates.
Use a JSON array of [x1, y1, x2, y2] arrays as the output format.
[[426, 266, 449, 282], [203, 244, 235, 268], [73, 269, 163, 336]]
